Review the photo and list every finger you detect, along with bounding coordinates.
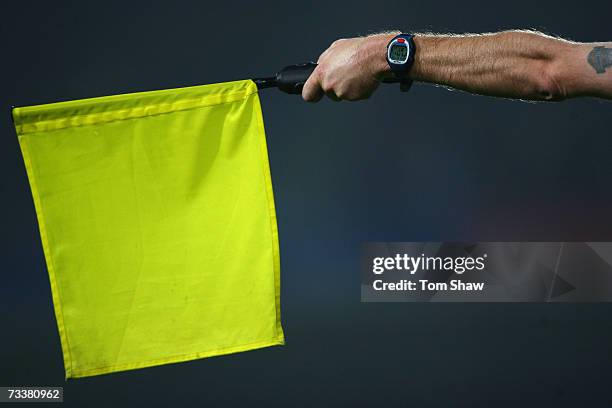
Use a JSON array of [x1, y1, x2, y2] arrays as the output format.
[[325, 90, 341, 102], [302, 68, 325, 102]]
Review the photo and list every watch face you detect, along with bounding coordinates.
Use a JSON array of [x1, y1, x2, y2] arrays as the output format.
[[389, 43, 409, 64]]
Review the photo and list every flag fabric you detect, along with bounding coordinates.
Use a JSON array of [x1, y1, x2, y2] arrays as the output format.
[[13, 79, 284, 378]]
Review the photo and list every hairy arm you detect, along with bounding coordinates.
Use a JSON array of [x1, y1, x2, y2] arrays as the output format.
[[301, 30, 612, 102]]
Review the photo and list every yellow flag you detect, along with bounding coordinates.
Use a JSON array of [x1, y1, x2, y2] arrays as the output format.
[[13, 80, 284, 378]]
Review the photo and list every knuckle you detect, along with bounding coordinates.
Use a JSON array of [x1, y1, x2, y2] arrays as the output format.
[[354, 89, 369, 100], [345, 89, 366, 101], [335, 88, 348, 99], [322, 82, 334, 93], [317, 50, 329, 62]]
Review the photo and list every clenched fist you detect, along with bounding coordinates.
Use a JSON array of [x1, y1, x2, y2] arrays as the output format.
[[302, 33, 397, 102]]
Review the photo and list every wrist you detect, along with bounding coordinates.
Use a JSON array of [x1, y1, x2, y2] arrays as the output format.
[[363, 32, 398, 80]]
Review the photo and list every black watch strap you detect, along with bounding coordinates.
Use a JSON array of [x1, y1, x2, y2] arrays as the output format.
[[387, 34, 417, 92]]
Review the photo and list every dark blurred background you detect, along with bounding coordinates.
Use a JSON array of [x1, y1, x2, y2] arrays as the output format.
[[2, 0, 612, 406]]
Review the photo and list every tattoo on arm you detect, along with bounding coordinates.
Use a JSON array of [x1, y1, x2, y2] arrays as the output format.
[[587, 46, 612, 74]]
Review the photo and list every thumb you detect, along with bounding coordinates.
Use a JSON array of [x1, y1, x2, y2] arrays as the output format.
[[301, 67, 324, 102]]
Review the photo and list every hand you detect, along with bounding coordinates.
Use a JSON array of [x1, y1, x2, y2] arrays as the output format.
[[302, 33, 396, 102]]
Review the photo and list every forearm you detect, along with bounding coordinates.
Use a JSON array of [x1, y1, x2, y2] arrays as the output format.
[[409, 31, 610, 100], [411, 32, 571, 100]]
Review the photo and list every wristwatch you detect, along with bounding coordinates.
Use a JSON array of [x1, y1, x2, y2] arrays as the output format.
[[386, 34, 417, 92]]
